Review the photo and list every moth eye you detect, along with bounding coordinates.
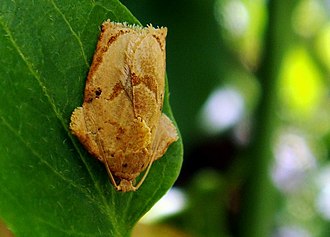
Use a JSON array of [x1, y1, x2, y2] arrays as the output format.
[[122, 163, 128, 168]]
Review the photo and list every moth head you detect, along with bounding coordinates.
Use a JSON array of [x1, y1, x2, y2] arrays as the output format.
[[117, 179, 136, 192]]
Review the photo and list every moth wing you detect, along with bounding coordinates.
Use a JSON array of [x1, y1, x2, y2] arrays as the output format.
[[127, 28, 167, 129], [80, 23, 139, 156], [70, 107, 101, 160], [82, 24, 157, 156], [152, 113, 178, 160]]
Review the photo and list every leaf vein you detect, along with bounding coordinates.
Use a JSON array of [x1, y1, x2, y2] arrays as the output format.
[[46, 2, 116, 220], [0, 115, 96, 202], [50, 0, 89, 68], [0, 19, 113, 220], [1, 185, 112, 236], [37, 218, 113, 236], [0, 19, 65, 130]]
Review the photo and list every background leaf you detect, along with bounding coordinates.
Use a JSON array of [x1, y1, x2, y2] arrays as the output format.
[[0, 1, 183, 236]]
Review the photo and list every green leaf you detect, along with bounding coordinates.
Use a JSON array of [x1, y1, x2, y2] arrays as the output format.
[[0, 1, 183, 236]]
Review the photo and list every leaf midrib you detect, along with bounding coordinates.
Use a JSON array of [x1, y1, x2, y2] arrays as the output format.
[[0, 5, 120, 232]]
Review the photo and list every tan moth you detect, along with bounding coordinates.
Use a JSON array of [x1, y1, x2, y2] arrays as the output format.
[[70, 20, 178, 192]]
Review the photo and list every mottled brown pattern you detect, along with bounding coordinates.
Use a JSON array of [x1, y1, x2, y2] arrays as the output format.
[[108, 82, 124, 101], [87, 27, 129, 83], [70, 20, 178, 192], [106, 30, 128, 47], [131, 73, 158, 100], [152, 35, 166, 51], [131, 73, 140, 85]]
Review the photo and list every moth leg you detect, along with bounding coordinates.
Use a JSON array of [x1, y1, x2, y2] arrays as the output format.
[[70, 107, 101, 160], [103, 159, 121, 191], [133, 113, 178, 190]]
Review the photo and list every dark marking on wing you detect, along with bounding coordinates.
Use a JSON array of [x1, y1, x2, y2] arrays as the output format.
[[131, 73, 158, 101]]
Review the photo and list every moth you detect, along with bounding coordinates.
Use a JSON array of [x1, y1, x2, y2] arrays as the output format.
[[70, 20, 178, 192]]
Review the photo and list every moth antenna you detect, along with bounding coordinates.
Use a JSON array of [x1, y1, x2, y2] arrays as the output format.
[[89, 104, 120, 190], [133, 152, 156, 190]]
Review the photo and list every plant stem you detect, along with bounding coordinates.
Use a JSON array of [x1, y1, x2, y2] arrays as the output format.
[[239, 1, 298, 236]]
